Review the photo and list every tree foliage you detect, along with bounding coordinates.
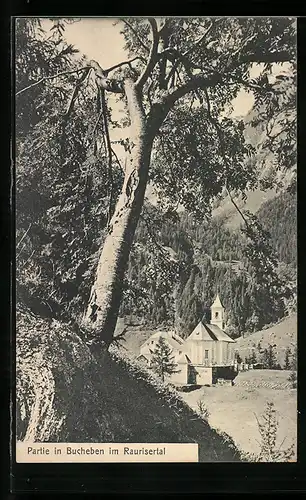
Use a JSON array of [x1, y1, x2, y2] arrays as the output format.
[[16, 19, 123, 320], [150, 337, 179, 382], [15, 17, 296, 342], [261, 344, 278, 370], [284, 347, 291, 370]]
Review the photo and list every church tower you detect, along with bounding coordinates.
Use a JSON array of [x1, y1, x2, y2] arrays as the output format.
[[210, 294, 225, 330]]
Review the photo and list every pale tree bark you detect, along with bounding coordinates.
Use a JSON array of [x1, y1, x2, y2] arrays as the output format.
[[15, 18, 294, 348], [82, 75, 225, 346], [82, 36, 224, 347], [80, 19, 294, 348], [84, 78, 157, 346]]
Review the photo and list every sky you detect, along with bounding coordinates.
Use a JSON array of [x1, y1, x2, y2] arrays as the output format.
[[40, 18, 291, 166], [42, 18, 293, 118], [43, 18, 256, 117]]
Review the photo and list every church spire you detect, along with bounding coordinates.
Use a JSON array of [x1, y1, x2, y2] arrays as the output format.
[[210, 293, 225, 330], [211, 293, 223, 309]]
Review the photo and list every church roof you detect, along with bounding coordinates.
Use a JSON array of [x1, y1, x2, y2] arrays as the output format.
[[186, 321, 235, 343], [186, 322, 215, 341], [211, 293, 224, 309], [206, 323, 235, 342]]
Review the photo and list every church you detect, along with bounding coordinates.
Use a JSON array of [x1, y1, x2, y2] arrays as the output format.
[[138, 294, 237, 386]]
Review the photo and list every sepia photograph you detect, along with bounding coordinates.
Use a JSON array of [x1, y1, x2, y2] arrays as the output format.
[[15, 16, 297, 463]]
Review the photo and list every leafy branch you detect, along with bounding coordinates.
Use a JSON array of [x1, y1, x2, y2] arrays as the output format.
[[16, 66, 90, 96], [136, 18, 159, 90], [121, 19, 150, 53], [202, 88, 250, 228]]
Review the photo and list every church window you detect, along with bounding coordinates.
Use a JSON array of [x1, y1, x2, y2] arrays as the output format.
[[204, 350, 209, 359], [215, 312, 219, 319]]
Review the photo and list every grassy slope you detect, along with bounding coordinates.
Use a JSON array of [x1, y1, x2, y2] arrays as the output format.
[[235, 313, 297, 366], [17, 307, 242, 462]]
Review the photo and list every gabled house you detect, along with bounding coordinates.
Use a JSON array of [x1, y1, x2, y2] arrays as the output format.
[[137, 294, 237, 386], [138, 330, 185, 365]]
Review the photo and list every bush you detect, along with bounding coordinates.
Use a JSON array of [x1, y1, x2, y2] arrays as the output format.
[[196, 398, 210, 421], [244, 401, 295, 462], [288, 371, 297, 389]]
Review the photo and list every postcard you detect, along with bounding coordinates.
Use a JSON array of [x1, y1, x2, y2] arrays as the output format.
[[15, 16, 297, 463]]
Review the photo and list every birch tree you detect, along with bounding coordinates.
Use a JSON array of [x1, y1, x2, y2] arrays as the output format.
[[17, 17, 296, 348]]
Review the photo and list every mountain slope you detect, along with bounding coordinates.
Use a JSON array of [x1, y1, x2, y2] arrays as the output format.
[[212, 95, 296, 230], [122, 185, 297, 338], [212, 188, 277, 230], [235, 313, 297, 366], [17, 306, 242, 462], [257, 190, 297, 265]]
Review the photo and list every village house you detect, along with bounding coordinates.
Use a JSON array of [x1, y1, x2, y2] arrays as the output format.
[[138, 294, 237, 386]]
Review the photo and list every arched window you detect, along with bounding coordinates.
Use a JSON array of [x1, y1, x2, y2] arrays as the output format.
[[215, 311, 219, 319]]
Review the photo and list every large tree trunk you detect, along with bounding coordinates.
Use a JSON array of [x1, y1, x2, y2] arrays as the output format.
[[84, 79, 155, 346]]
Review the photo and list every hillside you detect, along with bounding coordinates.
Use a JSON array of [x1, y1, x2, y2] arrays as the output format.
[[257, 190, 297, 265], [235, 313, 297, 366], [123, 185, 297, 339], [16, 306, 242, 462], [212, 91, 296, 231], [212, 188, 278, 230]]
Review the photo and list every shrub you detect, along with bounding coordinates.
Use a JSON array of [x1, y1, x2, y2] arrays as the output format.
[[196, 398, 210, 421], [244, 401, 295, 462], [288, 371, 297, 389]]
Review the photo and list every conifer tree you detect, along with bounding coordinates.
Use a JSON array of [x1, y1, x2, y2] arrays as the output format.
[[262, 344, 277, 369], [250, 350, 257, 364], [290, 346, 297, 371], [150, 337, 179, 382], [284, 347, 291, 370]]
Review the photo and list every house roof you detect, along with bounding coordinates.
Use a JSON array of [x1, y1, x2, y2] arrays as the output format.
[[142, 331, 184, 351], [211, 293, 224, 309], [176, 352, 192, 364], [186, 321, 235, 343], [140, 344, 156, 356], [137, 353, 150, 361]]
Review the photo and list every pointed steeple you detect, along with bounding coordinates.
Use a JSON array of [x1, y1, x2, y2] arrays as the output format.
[[211, 293, 223, 309], [210, 293, 225, 330]]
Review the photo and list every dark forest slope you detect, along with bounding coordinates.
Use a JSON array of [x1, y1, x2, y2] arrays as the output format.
[[122, 186, 297, 337]]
